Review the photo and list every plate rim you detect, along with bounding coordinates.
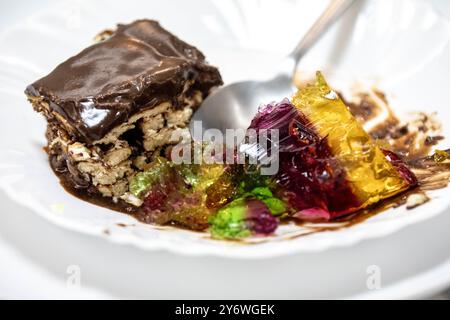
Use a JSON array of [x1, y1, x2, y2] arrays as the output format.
[[1, 0, 450, 259]]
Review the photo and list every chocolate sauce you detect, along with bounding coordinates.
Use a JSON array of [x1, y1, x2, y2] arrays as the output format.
[[53, 163, 138, 215], [25, 20, 222, 144]]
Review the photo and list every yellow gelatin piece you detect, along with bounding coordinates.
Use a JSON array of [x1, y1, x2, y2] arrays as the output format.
[[291, 72, 410, 208]]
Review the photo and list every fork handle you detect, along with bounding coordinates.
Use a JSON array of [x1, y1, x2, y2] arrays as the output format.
[[288, 0, 357, 70]]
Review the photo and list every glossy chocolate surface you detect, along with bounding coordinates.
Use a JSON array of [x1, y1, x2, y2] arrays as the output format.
[[26, 19, 222, 143]]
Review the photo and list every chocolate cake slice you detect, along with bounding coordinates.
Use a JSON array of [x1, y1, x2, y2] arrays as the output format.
[[25, 19, 222, 208]]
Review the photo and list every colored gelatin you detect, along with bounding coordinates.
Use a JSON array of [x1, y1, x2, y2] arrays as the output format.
[[248, 100, 360, 220], [131, 72, 418, 235], [131, 157, 227, 230], [291, 72, 416, 212], [209, 197, 279, 239], [248, 73, 417, 221]]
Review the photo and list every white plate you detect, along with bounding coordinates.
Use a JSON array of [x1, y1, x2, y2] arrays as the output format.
[[0, 0, 449, 258]]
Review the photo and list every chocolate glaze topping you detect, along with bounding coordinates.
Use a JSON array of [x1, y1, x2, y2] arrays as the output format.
[[26, 19, 223, 144]]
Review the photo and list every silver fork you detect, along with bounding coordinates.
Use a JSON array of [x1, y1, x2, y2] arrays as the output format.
[[190, 0, 356, 138]]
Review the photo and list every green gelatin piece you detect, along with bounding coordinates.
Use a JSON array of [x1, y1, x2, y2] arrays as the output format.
[[209, 198, 251, 239], [180, 163, 226, 191], [248, 187, 286, 216], [250, 186, 273, 198], [261, 197, 286, 216], [129, 157, 172, 197], [236, 166, 272, 194], [433, 149, 449, 163], [179, 165, 199, 187]]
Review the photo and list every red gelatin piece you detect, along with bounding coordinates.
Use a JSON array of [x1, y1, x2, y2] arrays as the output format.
[[245, 199, 279, 235]]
